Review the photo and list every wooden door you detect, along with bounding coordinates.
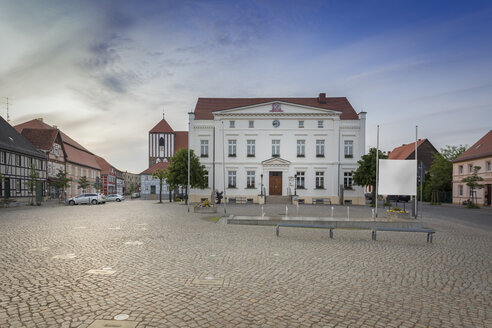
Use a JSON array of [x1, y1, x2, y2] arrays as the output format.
[[269, 172, 282, 195]]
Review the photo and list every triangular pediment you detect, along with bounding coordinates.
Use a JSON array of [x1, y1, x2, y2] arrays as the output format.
[[261, 157, 291, 166], [213, 101, 341, 116]]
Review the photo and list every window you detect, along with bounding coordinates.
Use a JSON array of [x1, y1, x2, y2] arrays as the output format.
[[316, 140, 325, 157], [318, 120, 323, 128], [459, 185, 463, 196], [0, 151, 5, 164], [246, 171, 255, 188], [248, 120, 254, 128], [16, 179, 21, 193], [229, 121, 235, 128], [296, 172, 305, 189], [228, 171, 236, 188], [459, 165, 463, 174], [159, 137, 164, 149], [344, 172, 353, 189], [200, 140, 209, 158], [468, 164, 473, 173], [15, 154, 20, 166], [272, 140, 280, 157], [297, 140, 305, 157], [228, 140, 237, 157], [247, 140, 255, 157], [204, 170, 209, 188], [487, 161, 491, 171], [315, 172, 324, 189], [344, 140, 353, 158], [54, 145, 59, 156], [298, 121, 304, 128]]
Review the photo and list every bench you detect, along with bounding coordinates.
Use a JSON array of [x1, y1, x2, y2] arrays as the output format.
[[228, 197, 247, 204], [312, 198, 331, 205], [276, 224, 335, 238], [372, 227, 436, 243]]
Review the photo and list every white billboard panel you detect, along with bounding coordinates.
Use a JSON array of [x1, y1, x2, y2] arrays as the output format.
[[378, 159, 417, 196]]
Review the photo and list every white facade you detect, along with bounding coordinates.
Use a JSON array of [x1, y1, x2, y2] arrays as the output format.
[[140, 174, 169, 200], [189, 101, 366, 204]]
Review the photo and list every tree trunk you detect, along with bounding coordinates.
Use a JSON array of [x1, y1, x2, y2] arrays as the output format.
[[371, 184, 376, 205], [159, 180, 163, 203], [185, 186, 188, 205]]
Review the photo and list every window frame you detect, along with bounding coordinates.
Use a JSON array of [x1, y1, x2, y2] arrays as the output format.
[[247, 140, 255, 157], [316, 140, 325, 157], [248, 120, 254, 128], [344, 140, 353, 158], [296, 172, 305, 189], [317, 120, 323, 128], [200, 140, 209, 158], [229, 120, 235, 128], [228, 139, 237, 157], [272, 139, 280, 157], [297, 140, 305, 157], [228, 170, 237, 188], [298, 121, 304, 128], [315, 172, 324, 189], [344, 172, 353, 189], [246, 171, 255, 188]]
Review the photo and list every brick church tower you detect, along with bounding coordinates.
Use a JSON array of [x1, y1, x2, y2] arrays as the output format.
[[148, 115, 188, 167]]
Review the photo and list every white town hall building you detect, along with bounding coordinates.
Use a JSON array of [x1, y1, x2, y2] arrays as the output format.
[[189, 93, 366, 205]]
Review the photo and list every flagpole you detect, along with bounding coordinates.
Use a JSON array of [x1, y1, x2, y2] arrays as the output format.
[[222, 120, 227, 214], [375, 125, 379, 219], [415, 125, 418, 218]]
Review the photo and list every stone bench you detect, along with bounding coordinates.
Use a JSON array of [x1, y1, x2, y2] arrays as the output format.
[[312, 198, 331, 205], [276, 224, 335, 239], [372, 227, 436, 243]]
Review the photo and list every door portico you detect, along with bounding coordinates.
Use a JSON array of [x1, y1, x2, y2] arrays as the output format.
[[262, 157, 291, 196]]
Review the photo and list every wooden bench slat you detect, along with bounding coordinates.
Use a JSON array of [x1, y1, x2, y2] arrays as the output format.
[[276, 224, 334, 238], [372, 227, 436, 243]]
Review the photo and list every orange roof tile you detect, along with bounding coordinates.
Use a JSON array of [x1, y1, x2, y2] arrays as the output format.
[[20, 128, 58, 151], [193, 96, 359, 120], [95, 156, 114, 175], [140, 161, 170, 175], [64, 144, 100, 169], [174, 131, 188, 151], [454, 129, 492, 162], [149, 119, 174, 133], [388, 139, 427, 160]]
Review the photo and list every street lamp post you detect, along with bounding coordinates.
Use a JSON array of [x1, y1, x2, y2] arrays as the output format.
[[294, 174, 297, 196], [260, 174, 264, 196]]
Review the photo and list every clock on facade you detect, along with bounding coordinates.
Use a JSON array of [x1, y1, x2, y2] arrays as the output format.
[[272, 120, 280, 128]]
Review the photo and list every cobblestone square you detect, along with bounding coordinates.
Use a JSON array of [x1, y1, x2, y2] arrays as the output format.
[[0, 201, 491, 327]]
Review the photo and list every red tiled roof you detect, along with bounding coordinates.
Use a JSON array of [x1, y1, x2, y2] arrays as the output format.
[[175, 131, 188, 151], [95, 156, 114, 175], [64, 143, 100, 169], [15, 119, 91, 153], [140, 161, 170, 175], [454, 129, 492, 162], [193, 97, 359, 120], [20, 128, 58, 151], [388, 139, 427, 160], [149, 119, 174, 133]]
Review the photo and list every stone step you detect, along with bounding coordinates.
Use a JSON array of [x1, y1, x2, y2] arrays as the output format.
[[265, 195, 292, 204]]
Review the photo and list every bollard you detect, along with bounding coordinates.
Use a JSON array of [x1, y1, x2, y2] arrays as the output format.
[[347, 206, 350, 220], [331, 206, 334, 218]]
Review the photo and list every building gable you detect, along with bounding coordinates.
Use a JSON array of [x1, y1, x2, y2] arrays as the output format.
[[212, 101, 343, 117]]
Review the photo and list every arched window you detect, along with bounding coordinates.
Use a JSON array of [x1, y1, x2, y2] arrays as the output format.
[[159, 137, 164, 147]]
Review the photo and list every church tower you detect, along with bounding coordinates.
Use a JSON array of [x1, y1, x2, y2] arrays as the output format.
[[148, 114, 188, 167]]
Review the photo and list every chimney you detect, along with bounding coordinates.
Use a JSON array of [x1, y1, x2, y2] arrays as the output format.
[[318, 93, 326, 104], [53, 125, 57, 129], [37, 117, 43, 122]]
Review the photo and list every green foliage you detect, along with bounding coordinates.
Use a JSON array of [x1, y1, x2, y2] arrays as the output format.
[[24, 165, 40, 205], [427, 145, 466, 195], [52, 170, 71, 200], [152, 168, 167, 203], [78, 176, 90, 193], [165, 148, 207, 191], [352, 148, 387, 204], [129, 182, 135, 194], [461, 166, 484, 207]]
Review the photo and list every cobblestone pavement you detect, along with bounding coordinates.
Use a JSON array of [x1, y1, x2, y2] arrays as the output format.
[[0, 201, 491, 327]]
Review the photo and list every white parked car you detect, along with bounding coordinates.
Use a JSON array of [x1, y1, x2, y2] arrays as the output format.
[[106, 194, 125, 202], [67, 193, 105, 205]]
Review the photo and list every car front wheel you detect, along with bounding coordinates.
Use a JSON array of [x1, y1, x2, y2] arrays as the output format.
[[91, 199, 97, 205], [69, 200, 75, 206], [116, 198, 121, 202]]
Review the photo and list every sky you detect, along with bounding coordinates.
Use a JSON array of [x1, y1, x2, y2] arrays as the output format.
[[1, 0, 491, 173]]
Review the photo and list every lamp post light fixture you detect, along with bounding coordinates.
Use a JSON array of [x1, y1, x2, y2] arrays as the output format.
[[294, 174, 297, 196], [260, 174, 264, 196]]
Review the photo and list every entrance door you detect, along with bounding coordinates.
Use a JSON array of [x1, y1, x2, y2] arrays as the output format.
[[269, 172, 282, 195], [4, 178, 10, 199]]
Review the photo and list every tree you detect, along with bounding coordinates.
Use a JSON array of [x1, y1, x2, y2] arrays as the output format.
[[165, 148, 207, 204], [52, 169, 71, 201], [152, 168, 167, 203], [352, 148, 388, 205], [427, 145, 466, 204], [461, 166, 484, 207], [129, 182, 135, 194], [78, 176, 90, 193], [24, 164, 40, 205]]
